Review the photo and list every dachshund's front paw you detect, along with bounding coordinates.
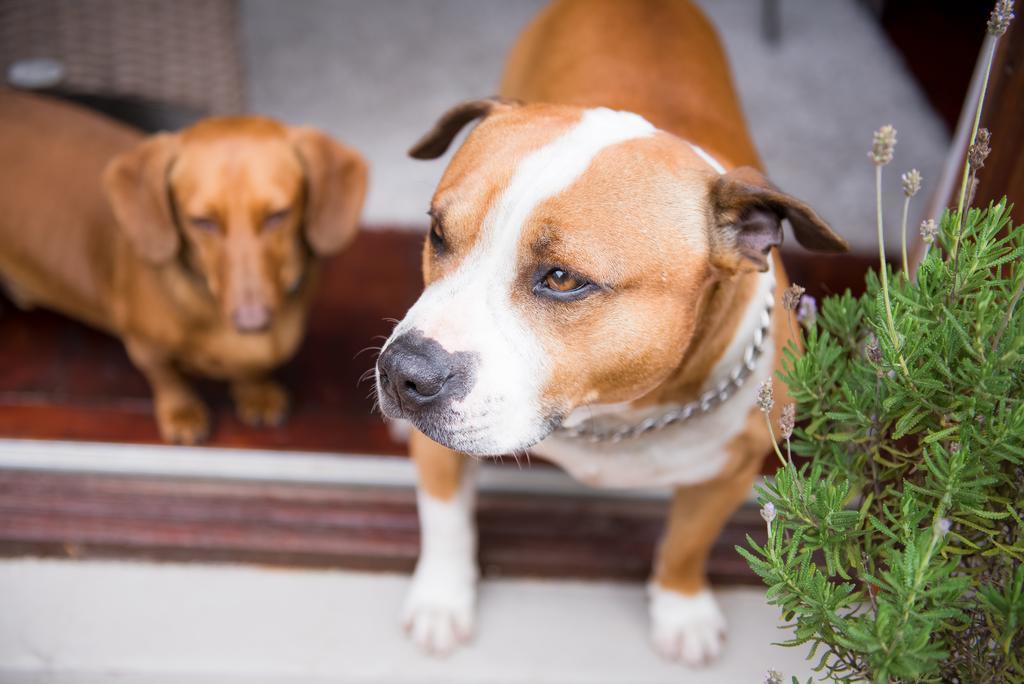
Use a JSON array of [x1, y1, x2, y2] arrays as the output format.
[[155, 392, 210, 445], [232, 379, 289, 427]]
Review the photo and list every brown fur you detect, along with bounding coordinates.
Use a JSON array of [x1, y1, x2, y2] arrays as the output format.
[[411, 428, 467, 500], [499, 0, 835, 599], [654, 410, 767, 594], [518, 135, 717, 411], [0, 90, 367, 443], [407, 0, 846, 610], [500, 0, 761, 169]]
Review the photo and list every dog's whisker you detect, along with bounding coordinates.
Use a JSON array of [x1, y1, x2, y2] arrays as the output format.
[[366, 388, 383, 415], [353, 345, 383, 360]]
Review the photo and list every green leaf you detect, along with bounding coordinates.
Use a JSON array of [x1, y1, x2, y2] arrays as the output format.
[[738, 202, 1024, 683]]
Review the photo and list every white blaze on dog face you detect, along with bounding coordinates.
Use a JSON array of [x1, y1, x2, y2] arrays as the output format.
[[379, 105, 722, 456]]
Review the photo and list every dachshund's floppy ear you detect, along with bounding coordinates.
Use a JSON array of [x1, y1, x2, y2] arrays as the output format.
[[409, 97, 516, 160], [708, 166, 848, 273], [103, 133, 181, 264], [289, 127, 369, 256]]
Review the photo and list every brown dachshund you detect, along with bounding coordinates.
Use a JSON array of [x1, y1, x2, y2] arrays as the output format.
[[0, 90, 368, 443]]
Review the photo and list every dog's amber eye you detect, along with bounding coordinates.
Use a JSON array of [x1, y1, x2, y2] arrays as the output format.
[[534, 267, 596, 301], [189, 216, 218, 232], [263, 208, 290, 231], [544, 269, 581, 292], [428, 214, 445, 251]]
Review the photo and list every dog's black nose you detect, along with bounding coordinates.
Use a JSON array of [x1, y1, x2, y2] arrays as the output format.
[[380, 345, 450, 406], [377, 331, 471, 412]]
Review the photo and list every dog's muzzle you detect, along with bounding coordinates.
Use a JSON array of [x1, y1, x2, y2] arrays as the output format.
[[376, 330, 477, 422]]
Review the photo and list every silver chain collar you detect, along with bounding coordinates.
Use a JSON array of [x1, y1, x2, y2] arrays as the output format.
[[554, 286, 775, 444]]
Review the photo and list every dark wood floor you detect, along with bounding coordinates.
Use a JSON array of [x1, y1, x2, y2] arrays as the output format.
[[0, 229, 423, 454], [0, 227, 877, 454], [0, 228, 880, 581]]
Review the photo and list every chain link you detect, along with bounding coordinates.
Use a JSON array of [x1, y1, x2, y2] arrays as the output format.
[[555, 288, 775, 443]]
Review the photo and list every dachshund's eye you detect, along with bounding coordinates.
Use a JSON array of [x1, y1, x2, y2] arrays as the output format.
[[189, 216, 218, 232], [263, 208, 290, 231], [543, 269, 582, 292], [428, 213, 445, 252]]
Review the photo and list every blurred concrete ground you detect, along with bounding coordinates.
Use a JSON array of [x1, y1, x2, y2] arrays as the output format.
[[0, 558, 814, 683], [242, 0, 949, 252]]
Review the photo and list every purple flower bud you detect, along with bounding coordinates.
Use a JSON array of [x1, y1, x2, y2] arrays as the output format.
[[919, 219, 938, 244], [757, 379, 775, 413], [782, 284, 805, 312], [761, 502, 777, 523], [988, 0, 1015, 36], [869, 125, 897, 166], [864, 335, 883, 364], [901, 169, 922, 198], [779, 403, 796, 441], [797, 295, 817, 327], [761, 502, 777, 536], [969, 129, 992, 172]]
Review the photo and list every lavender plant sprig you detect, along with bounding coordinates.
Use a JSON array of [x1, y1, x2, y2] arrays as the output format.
[[951, 1, 1014, 271], [757, 379, 787, 467], [869, 126, 909, 377], [782, 283, 805, 342], [900, 169, 921, 277], [740, 5, 1022, 680]]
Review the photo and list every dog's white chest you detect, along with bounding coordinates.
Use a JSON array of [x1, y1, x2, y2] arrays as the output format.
[[532, 366, 767, 489], [533, 430, 731, 489]]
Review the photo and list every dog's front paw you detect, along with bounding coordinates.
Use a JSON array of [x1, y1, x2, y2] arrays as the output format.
[[648, 584, 726, 666], [231, 379, 289, 427], [155, 393, 210, 445], [401, 561, 477, 657]]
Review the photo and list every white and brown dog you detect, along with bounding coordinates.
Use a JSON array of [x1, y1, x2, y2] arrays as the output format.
[[375, 0, 847, 665]]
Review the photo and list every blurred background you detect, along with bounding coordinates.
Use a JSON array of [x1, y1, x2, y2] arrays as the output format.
[[0, 1, 1020, 682]]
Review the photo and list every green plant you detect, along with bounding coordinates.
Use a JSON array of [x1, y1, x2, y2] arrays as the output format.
[[740, 3, 1023, 681]]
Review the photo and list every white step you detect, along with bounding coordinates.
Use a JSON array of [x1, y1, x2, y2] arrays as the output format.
[[0, 558, 813, 683]]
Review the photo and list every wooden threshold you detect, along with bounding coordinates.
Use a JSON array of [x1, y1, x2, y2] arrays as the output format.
[[0, 468, 763, 585]]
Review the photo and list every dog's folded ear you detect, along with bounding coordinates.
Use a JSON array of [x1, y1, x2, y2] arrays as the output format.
[[103, 133, 181, 264], [708, 166, 848, 273], [409, 97, 516, 160], [289, 128, 369, 256]]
